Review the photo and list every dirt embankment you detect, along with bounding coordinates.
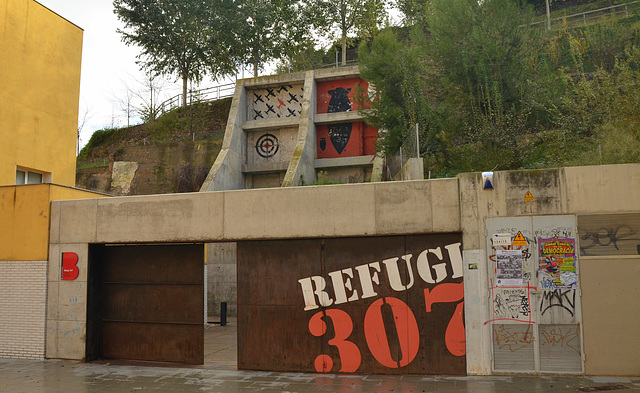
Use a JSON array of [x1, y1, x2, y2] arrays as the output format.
[[76, 98, 231, 196]]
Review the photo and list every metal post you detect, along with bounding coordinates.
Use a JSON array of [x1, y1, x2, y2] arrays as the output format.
[[545, 0, 551, 31], [220, 302, 227, 326], [415, 123, 420, 158]]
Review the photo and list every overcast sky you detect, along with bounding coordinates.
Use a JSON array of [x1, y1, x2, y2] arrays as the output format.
[[36, 0, 238, 150], [35, 1, 400, 151]]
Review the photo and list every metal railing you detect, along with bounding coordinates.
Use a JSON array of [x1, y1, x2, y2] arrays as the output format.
[[527, 1, 640, 29], [386, 124, 420, 180], [158, 82, 236, 115]]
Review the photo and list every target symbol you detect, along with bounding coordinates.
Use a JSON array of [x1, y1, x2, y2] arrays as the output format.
[[256, 133, 279, 158]]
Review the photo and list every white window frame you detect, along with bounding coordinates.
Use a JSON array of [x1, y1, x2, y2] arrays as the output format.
[[15, 167, 51, 185]]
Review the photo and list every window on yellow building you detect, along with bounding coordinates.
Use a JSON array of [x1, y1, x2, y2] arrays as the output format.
[[15, 168, 49, 185]]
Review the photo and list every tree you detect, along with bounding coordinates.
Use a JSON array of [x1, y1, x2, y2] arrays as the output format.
[[360, 0, 566, 173], [135, 72, 166, 122], [314, 0, 388, 66], [396, 0, 429, 26], [359, 28, 436, 156], [237, 0, 314, 77], [113, 0, 238, 107]]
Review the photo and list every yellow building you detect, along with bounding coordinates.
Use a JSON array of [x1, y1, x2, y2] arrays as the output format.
[[0, 0, 107, 360], [0, 0, 83, 187]]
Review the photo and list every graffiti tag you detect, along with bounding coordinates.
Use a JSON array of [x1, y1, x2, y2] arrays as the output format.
[[540, 289, 576, 317]]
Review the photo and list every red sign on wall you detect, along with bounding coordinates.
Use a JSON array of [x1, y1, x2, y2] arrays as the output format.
[[62, 252, 79, 280]]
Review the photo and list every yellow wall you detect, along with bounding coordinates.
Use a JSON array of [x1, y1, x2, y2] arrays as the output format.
[[0, 185, 106, 261], [0, 0, 83, 187]]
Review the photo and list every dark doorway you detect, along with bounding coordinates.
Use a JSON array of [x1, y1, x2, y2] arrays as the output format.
[[86, 244, 204, 365]]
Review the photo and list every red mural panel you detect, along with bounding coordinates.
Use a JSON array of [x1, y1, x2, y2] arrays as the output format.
[[237, 234, 466, 375], [317, 123, 378, 159], [317, 78, 370, 114], [316, 78, 377, 159]]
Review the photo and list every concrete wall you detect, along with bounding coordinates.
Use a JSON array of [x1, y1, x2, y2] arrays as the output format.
[[201, 67, 383, 190], [46, 163, 640, 376], [459, 164, 640, 376], [0, 0, 82, 187], [47, 179, 460, 359], [580, 255, 640, 375], [206, 243, 237, 318]]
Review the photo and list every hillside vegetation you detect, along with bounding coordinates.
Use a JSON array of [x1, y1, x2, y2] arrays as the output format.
[[78, 0, 640, 193], [76, 98, 231, 195], [358, 0, 640, 177]]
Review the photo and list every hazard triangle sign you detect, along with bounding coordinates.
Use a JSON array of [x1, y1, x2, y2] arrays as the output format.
[[513, 231, 527, 246]]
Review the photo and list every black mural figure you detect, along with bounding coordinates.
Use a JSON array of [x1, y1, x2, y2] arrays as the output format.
[[265, 88, 276, 99], [319, 137, 326, 151], [287, 93, 299, 104], [327, 87, 352, 154], [277, 85, 292, 94], [265, 103, 276, 115]]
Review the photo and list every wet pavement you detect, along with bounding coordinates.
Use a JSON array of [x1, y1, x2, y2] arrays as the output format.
[[1, 359, 639, 393], [1, 319, 638, 392]]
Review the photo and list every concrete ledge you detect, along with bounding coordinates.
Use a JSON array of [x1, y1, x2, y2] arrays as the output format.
[[243, 118, 300, 132], [243, 72, 306, 87], [314, 111, 363, 125], [314, 65, 361, 82], [242, 161, 290, 174], [314, 155, 375, 169]]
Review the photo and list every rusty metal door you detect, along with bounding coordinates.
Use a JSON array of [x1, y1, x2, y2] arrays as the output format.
[[87, 244, 204, 365], [486, 216, 584, 374], [237, 234, 465, 375]]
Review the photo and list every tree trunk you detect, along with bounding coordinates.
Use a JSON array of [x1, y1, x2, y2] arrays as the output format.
[[182, 75, 188, 107], [253, 49, 259, 78], [341, 6, 347, 66], [342, 33, 347, 66]]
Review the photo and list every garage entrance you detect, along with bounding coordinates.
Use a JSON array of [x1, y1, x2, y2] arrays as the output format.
[[237, 234, 466, 374], [86, 244, 204, 365]]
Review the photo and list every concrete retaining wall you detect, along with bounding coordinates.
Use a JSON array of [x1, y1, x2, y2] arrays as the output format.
[[46, 163, 640, 375]]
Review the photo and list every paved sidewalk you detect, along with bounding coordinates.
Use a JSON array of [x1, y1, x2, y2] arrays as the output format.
[[0, 359, 639, 393]]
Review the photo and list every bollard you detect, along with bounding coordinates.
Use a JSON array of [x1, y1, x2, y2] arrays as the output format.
[[220, 302, 227, 326]]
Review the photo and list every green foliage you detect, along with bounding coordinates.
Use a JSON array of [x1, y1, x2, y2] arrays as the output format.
[[313, 0, 388, 65], [359, 0, 640, 177], [313, 171, 344, 185], [113, 0, 239, 104], [78, 128, 118, 160], [396, 0, 430, 26], [359, 27, 439, 156], [559, 45, 640, 163], [237, 0, 293, 77]]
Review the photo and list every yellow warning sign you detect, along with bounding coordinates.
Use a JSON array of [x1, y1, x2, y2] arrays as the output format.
[[513, 231, 527, 246], [524, 191, 534, 201]]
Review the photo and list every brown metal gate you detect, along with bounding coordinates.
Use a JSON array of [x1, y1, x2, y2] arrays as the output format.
[[87, 244, 204, 365], [237, 234, 465, 374]]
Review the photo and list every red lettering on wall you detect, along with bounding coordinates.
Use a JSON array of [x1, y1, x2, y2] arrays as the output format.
[[61, 252, 79, 280], [308, 309, 361, 372], [364, 297, 419, 368], [424, 282, 466, 356]]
